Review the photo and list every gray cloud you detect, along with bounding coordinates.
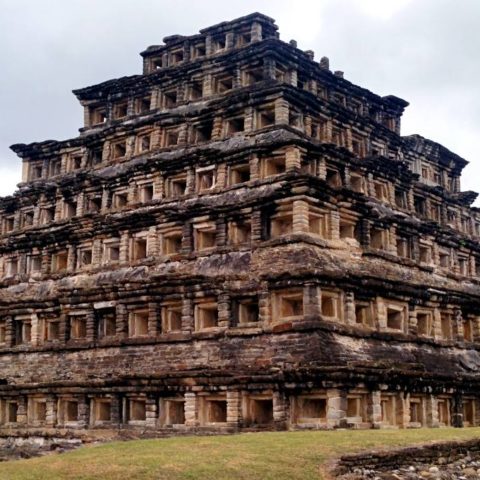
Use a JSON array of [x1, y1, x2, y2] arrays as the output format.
[[0, 0, 479, 203]]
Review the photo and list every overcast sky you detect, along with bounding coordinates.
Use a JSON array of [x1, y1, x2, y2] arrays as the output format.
[[0, 0, 479, 203]]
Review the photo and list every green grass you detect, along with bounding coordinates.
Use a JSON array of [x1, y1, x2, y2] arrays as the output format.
[[1, 428, 480, 480]]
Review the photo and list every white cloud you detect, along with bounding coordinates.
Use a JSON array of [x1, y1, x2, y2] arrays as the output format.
[[0, 0, 478, 204], [352, 0, 414, 20], [0, 167, 21, 196]]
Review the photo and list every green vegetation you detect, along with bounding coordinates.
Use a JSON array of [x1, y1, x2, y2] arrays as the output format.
[[1, 428, 480, 480]]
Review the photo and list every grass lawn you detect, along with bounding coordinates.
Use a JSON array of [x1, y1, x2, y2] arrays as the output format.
[[1, 428, 480, 480]]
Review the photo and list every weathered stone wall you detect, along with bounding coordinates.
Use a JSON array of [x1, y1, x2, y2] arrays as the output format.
[[0, 12, 479, 438], [0, 326, 479, 388]]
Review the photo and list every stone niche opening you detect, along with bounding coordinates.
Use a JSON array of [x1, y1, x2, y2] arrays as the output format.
[[90, 105, 107, 125], [212, 34, 226, 52], [308, 208, 329, 239], [2, 215, 14, 233], [196, 167, 216, 192], [346, 394, 368, 425], [170, 48, 184, 65], [92, 398, 111, 424], [355, 302, 375, 328], [386, 305, 405, 331], [226, 117, 245, 136], [234, 297, 259, 326], [437, 397, 451, 427], [417, 311, 433, 337], [135, 95, 151, 114], [409, 396, 426, 427], [463, 398, 476, 427], [395, 187, 408, 209], [128, 310, 149, 337], [48, 164, 64, 183], [463, 318, 474, 342], [28, 254, 42, 274], [51, 251, 68, 273], [192, 121, 213, 143], [293, 395, 327, 425], [243, 66, 264, 87], [112, 140, 127, 159], [8, 402, 18, 423], [396, 237, 412, 259], [310, 120, 325, 141], [112, 191, 128, 209], [370, 227, 388, 251], [0, 320, 6, 344], [272, 289, 304, 323], [257, 106, 275, 129], [113, 101, 128, 120], [194, 299, 218, 330], [63, 199, 77, 219], [96, 308, 116, 339], [58, 399, 79, 424], [30, 162, 43, 180], [104, 239, 120, 263], [66, 401, 79, 422], [229, 163, 250, 185], [163, 89, 177, 109], [21, 210, 34, 228], [228, 219, 251, 245], [44, 318, 60, 342], [40, 206, 55, 225], [373, 180, 389, 202], [245, 396, 274, 426], [289, 110, 303, 130], [78, 247, 93, 268], [87, 195, 102, 213], [150, 56, 163, 71], [131, 236, 148, 261], [127, 398, 146, 423], [139, 183, 154, 203], [440, 312, 452, 340], [137, 134, 151, 153], [164, 128, 180, 147], [439, 250, 450, 269], [431, 202, 442, 222], [162, 229, 183, 255], [458, 256, 469, 276], [188, 80, 203, 101], [320, 291, 342, 320], [326, 167, 342, 188], [14, 317, 32, 345], [475, 257, 480, 277], [165, 173, 187, 198], [90, 146, 103, 166], [194, 222, 217, 251], [162, 398, 185, 426], [380, 394, 401, 427], [261, 154, 286, 178], [269, 204, 293, 238], [214, 74, 233, 94], [162, 302, 183, 332], [6, 258, 18, 277], [3, 215, 15, 232], [69, 315, 87, 340], [191, 42, 206, 59], [351, 136, 366, 157], [200, 396, 227, 425], [30, 398, 47, 424]]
